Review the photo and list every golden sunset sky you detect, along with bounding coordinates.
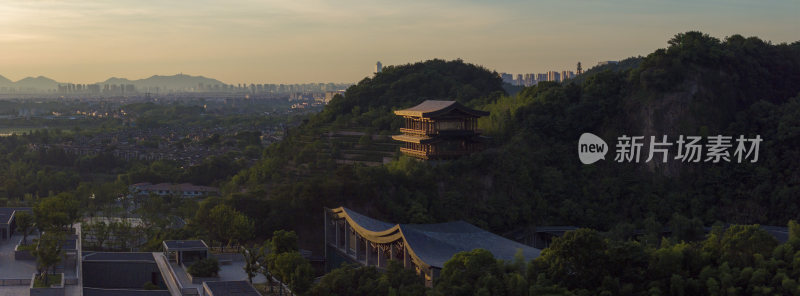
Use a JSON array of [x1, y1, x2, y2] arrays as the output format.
[[0, 0, 797, 83]]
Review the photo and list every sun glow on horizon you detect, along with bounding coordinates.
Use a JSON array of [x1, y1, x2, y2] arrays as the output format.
[[0, 0, 797, 84]]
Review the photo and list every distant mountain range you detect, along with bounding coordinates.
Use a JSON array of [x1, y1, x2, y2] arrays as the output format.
[[0, 75, 61, 90], [0, 73, 226, 91], [100, 74, 225, 90]]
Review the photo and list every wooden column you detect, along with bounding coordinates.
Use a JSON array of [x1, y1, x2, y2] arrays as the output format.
[[365, 241, 372, 265], [324, 211, 329, 245], [343, 222, 350, 255], [335, 219, 340, 249], [324, 209, 328, 269], [404, 244, 411, 268], [424, 269, 432, 287], [355, 236, 363, 262], [377, 245, 384, 268]]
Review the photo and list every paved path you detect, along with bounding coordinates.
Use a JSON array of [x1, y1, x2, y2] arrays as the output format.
[[0, 235, 36, 280], [0, 285, 81, 296], [0, 234, 82, 295]]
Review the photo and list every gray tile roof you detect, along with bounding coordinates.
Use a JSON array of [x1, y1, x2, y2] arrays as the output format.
[[760, 226, 789, 243], [400, 222, 540, 268], [342, 208, 395, 232]]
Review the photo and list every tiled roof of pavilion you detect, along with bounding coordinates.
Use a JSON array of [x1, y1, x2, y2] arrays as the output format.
[[393, 100, 490, 118]]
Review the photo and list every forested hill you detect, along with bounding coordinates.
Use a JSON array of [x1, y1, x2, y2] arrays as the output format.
[[222, 32, 800, 250], [309, 59, 505, 131]]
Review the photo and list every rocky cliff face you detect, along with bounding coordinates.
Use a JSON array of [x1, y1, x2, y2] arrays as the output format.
[[629, 75, 701, 176]]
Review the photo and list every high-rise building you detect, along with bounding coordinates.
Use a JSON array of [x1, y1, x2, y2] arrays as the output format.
[[524, 74, 535, 86], [561, 71, 575, 81], [537, 73, 547, 83], [375, 61, 382, 74], [499, 73, 514, 85], [547, 71, 561, 82], [577, 62, 583, 75], [516, 74, 523, 86]]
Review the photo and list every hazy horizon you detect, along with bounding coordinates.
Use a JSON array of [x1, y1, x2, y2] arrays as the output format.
[[1, 0, 797, 84]]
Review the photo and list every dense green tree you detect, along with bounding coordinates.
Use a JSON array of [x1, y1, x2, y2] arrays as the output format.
[[308, 264, 383, 296], [434, 249, 506, 296], [709, 225, 778, 267], [257, 244, 276, 294], [14, 210, 34, 244], [242, 246, 263, 284], [206, 204, 253, 247], [309, 261, 426, 296], [272, 251, 313, 294], [33, 232, 63, 286], [84, 221, 110, 250], [34, 193, 80, 231], [268, 230, 299, 254], [187, 258, 220, 277], [532, 229, 610, 290]]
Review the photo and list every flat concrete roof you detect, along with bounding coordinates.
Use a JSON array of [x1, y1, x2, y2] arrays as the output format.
[[83, 252, 156, 262], [0, 234, 37, 279], [203, 281, 260, 296], [83, 288, 170, 296], [163, 240, 208, 251]]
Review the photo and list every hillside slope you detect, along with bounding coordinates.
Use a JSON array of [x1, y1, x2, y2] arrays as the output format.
[[223, 32, 800, 251]]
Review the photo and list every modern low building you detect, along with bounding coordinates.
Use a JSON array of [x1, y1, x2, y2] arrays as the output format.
[[0, 207, 32, 240], [82, 252, 170, 294], [162, 240, 209, 266], [324, 207, 541, 287], [392, 100, 489, 160]]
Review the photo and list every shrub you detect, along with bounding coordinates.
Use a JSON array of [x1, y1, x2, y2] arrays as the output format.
[[143, 281, 160, 290], [187, 258, 220, 277]]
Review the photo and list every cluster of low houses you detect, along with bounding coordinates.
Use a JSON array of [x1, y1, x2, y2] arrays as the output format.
[[27, 126, 283, 166], [129, 183, 219, 198]]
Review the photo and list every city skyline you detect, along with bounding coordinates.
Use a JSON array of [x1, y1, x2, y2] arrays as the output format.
[[0, 61, 584, 86], [0, 0, 797, 84]]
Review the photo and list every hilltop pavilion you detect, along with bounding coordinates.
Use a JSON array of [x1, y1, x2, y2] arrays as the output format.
[[392, 100, 489, 160]]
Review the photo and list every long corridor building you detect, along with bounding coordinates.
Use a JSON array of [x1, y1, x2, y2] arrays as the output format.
[[324, 207, 541, 286]]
